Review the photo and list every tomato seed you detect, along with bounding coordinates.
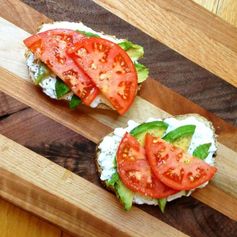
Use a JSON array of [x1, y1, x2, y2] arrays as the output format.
[[90, 63, 97, 69]]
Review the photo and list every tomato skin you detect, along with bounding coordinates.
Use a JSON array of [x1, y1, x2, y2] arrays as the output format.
[[24, 29, 99, 105], [145, 134, 217, 191], [68, 37, 138, 115], [117, 133, 177, 198]]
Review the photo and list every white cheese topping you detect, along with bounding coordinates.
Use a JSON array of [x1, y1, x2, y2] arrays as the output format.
[[39, 21, 124, 44], [98, 120, 139, 180], [26, 52, 67, 100], [98, 116, 217, 206], [26, 52, 111, 105], [90, 94, 113, 108]]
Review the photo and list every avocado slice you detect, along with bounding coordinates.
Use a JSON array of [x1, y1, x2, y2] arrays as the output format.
[[135, 62, 149, 84], [163, 125, 196, 151], [193, 143, 211, 160], [69, 95, 81, 109], [130, 121, 168, 145], [158, 198, 167, 213], [106, 172, 133, 211], [106, 172, 119, 187], [115, 179, 133, 211], [118, 40, 144, 61], [35, 62, 51, 85], [55, 79, 70, 98]]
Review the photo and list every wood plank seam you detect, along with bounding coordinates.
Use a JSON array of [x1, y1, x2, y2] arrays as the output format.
[[0, 106, 29, 121]]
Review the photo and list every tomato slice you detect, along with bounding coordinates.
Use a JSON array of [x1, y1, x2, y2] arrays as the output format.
[[145, 134, 217, 191], [117, 132, 177, 198], [24, 29, 99, 105], [68, 37, 138, 115]]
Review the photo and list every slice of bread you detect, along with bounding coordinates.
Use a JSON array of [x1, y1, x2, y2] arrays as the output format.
[[95, 114, 217, 205], [25, 21, 145, 111]]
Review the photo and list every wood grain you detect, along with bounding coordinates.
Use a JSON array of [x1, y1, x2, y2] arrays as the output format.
[[0, 91, 27, 117], [1, 45, 237, 221], [2, 96, 237, 237], [8, 0, 237, 126], [62, 233, 74, 237], [0, 0, 237, 236], [93, 0, 237, 89], [139, 79, 237, 151], [1, 15, 237, 146], [217, 0, 237, 26], [21, 0, 237, 127], [1, 0, 50, 33], [192, 0, 219, 12], [0, 134, 187, 237], [0, 199, 60, 237], [193, 0, 237, 27], [1, 33, 237, 205], [0, 0, 237, 220]]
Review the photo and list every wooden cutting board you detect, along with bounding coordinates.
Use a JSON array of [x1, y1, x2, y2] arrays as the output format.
[[0, 0, 237, 236]]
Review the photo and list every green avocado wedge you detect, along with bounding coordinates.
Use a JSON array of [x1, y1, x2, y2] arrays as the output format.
[[55, 79, 70, 98], [118, 40, 144, 61], [135, 62, 149, 84], [106, 172, 133, 211], [115, 179, 133, 211], [35, 62, 51, 85], [158, 198, 167, 213], [69, 95, 82, 109], [193, 143, 211, 160], [163, 125, 196, 151], [76, 30, 100, 38], [130, 121, 168, 145]]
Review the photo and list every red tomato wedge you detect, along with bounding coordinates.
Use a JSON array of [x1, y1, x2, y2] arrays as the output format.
[[24, 29, 99, 105], [145, 134, 217, 191], [68, 37, 138, 115], [117, 132, 177, 198]]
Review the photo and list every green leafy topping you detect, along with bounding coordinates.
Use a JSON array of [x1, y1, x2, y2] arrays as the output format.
[[76, 30, 100, 38], [113, 156, 117, 168], [135, 62, 149, 83], [106, 172, 119, 187], [35, 62, 50, 85], [158, 198, 167, 213], [69, 95, 82, 109], [163, 125, 196, 143], [55, 79, 70, 98], [193, 143, 211, 160], [118, 40, 144, 61]]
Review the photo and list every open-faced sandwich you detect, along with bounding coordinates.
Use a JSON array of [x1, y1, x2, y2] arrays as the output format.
[[96, 114, 217, 211], [23, 22, 148, 114]]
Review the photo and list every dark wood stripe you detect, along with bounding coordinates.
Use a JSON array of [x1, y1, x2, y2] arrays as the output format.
[[1, 0, 236, 236]]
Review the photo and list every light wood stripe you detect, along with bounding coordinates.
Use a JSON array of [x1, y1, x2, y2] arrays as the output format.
[[93, 0, 237, 88], [0, 134, 187, 237]]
